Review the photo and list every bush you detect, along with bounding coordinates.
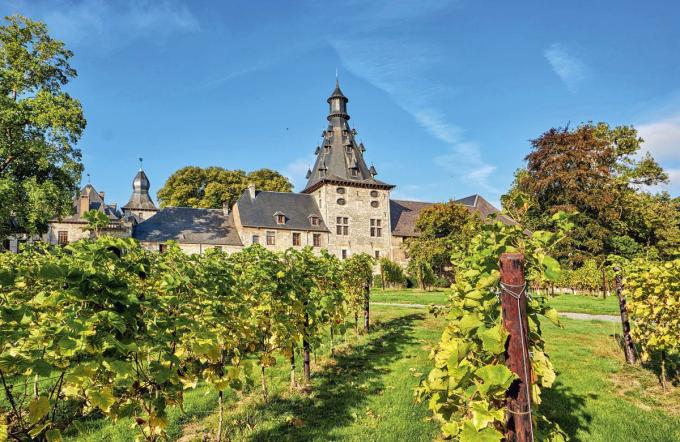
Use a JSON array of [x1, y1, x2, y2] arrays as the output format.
[[433, 276, 451, 288]]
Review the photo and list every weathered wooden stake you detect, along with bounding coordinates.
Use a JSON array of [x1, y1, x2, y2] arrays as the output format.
[[614, 268, 636, 365], [500, 253, 533, 442]]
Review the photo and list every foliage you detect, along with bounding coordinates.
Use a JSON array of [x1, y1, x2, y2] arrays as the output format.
[[156, 166, 293, 209], [341, 253, 374, 331], [623, 258, 680, 385], [405, 201, 481, 284], [378, 257, 405, 289], [415, 213, 573, 441], [82, 209, 110, 238], [0, 15, 85, 240], [0, 238, 358, 441], [502, 123, 672, 267]]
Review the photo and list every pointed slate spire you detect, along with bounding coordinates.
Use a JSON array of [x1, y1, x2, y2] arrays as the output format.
[[302, 79, 394, 193], [369, 165, 377, 177]]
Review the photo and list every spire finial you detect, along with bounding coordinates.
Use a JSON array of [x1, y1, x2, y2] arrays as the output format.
[[139, 157, 143, 171], [87, 173, 91, 184]]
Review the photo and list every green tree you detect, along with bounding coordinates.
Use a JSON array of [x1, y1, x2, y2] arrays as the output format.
[[405, 200, 481, 285], [156, 166, 293, 209], [82, 209, 109, 238], [0, 15, 85, 240]]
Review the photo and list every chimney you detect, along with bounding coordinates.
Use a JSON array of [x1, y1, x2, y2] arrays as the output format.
[[79, 194, 90, 215], [222, 202, 229, 216], [98, 191, 105, 201], [247, 183, 256, 199]]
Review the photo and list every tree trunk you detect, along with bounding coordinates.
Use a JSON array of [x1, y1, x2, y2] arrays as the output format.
[[660, 351, 668, 391], [290, 351, 296, 389], [217, 390, 224, 442], [615, 271, 637, 365], [354, 311, 358, 336], [303, 313, 311, 383], [260, 365, 268, 401], [601, 268, 608, 299], [363, 284, 370, 333], [330, 326, 334, 357], [500, 253, 533, 442]]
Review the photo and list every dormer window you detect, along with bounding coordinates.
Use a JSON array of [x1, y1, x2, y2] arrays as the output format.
[[274, 211, 286, 225], [351, 168, 358, 177], [309, 215, 320, 226]]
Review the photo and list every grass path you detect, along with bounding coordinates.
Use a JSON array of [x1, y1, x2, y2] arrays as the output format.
[[66, 301, 679, 441]]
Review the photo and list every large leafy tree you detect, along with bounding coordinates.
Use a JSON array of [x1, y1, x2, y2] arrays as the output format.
[[502, 122, 671, 266], [156, 166, 293, 209], [405, 200, 481, 287], [0, 15, 85, 240]]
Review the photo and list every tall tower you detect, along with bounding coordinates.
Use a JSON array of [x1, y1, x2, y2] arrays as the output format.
[[303, 80, 394, 260], [122, 159, 158, 221]]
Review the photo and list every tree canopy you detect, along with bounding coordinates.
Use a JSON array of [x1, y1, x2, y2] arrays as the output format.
[[405, 201, 481, 288], [156, 166, 293, 209], [501, 122, 677, 265], [0, 15, 85, 240]]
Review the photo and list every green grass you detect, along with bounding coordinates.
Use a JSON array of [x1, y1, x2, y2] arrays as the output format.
[[541, 318, 680, 441], [65, 302, 679, 441], [370, 288, 448, 305], [544, 293, 620, 315]]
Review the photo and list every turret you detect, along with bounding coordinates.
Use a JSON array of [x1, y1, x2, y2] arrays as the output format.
[[122, 158, 158, 221]]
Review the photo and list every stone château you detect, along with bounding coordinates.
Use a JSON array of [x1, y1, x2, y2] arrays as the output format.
[[44, 81, 510, 265]]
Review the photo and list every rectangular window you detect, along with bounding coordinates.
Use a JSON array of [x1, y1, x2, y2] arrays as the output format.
[[370, 219, 382, 237], [310, 216, 320, 226], [313, 233, 321, 247], [1, 239, 9, 251], [374, 250, 380, 259], [336, 216, 349, 235], [159, 244, 167, 253], [292, 232, 301, 246], [276, 214, 285, 224], [341, 249, 348, 260], [252, 235, 260, 244], [57, 231, 68, 246], [266, 231, 275, 246]]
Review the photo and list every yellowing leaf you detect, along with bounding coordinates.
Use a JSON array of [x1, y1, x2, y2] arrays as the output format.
[[28, 395, 50, 424]]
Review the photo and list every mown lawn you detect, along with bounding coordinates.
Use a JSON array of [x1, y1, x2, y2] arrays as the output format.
[[372, 288, 622, 316], [66, 304, 679, 441], [543, 293, 620, 315], [370, 288, 448, 305], [542, 318, 680, 441]]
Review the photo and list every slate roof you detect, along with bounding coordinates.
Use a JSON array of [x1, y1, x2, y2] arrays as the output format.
[[390, 195, 516, 237], [122, 169, 157, 211], [133, 207, 243, 246], [235, 190, 329, 232], [303, 81, 394, 193], [57, 184, 121, 223]]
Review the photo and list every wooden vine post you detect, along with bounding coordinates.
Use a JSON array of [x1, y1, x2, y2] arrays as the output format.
[[614, 267, 637, 365], [500, 253, 534, 442], [363, 282, 370, 333]]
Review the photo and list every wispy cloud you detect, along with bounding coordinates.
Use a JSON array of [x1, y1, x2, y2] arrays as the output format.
[[5, 0, 199, 50], [544, 43, 588, 91], [331, 35, 497, 195], [638, 114, 680, 161]]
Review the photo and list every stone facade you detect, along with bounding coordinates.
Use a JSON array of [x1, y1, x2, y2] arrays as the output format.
[[309, 184, 392, 260]]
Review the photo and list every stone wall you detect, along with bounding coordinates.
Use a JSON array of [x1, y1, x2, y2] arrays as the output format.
[[139, 241, 242, 255], [311, 183, 393, 261]]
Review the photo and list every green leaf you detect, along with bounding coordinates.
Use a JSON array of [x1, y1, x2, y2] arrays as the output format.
[[28, 395, 50, 424], [45, 429, 63, 442], [542, 256, 561, 281], [475, 364, 516, 394], [88, 388, 115, 412], [543, 308, 561, 327], [38, 263, 63, 280], [460, 421, 503, 442], [470, 401, 505, 429], [0, 423, 8, 442], [441, 421, 460, 437], [479, 324, 507, 355]]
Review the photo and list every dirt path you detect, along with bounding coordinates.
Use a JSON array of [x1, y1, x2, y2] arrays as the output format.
[[370, 302, 620, 322]]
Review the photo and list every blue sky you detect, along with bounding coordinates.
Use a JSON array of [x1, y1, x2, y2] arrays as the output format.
[[3, 0, 679, 207]]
